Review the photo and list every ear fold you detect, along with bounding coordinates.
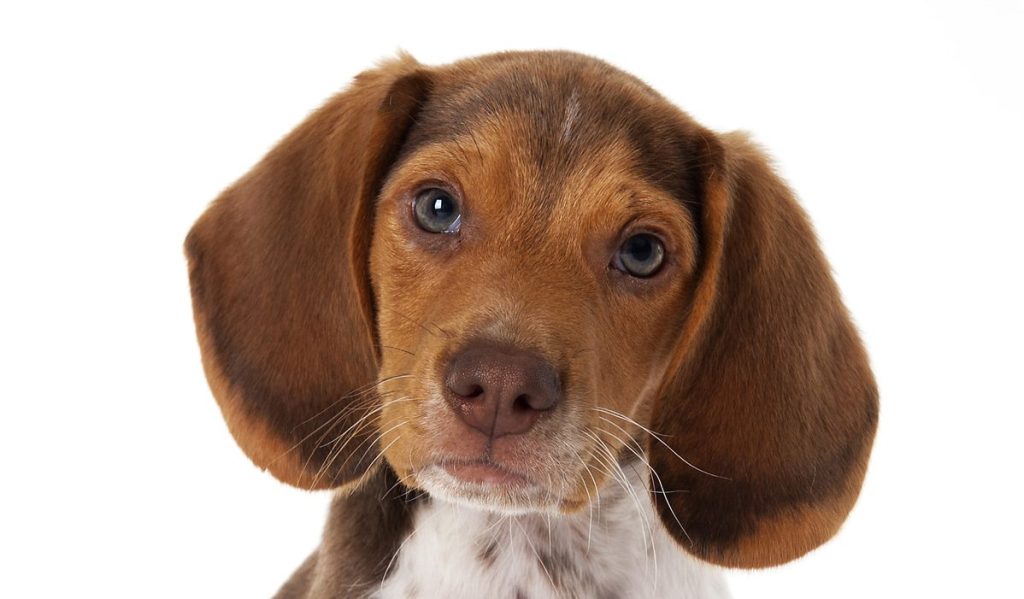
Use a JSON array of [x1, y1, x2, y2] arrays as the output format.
[[185, 56, 431, 490], [650, 131, 879, 567]]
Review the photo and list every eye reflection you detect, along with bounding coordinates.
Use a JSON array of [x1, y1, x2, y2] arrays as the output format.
[[413, 188, 461, 234], [615, 233, 665, 277]]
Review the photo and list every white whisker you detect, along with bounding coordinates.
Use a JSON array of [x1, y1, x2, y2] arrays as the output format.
[[592, 407, 730, 480]]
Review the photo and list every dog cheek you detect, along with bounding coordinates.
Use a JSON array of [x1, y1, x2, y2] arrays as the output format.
[[379, 399, 426, 478]]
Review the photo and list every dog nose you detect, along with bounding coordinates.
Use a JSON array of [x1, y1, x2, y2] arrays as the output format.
[[444, 341, 561, 438]]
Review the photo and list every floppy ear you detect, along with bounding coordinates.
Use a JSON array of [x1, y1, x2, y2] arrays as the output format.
[[649, 131, 879, 567], [185, 56, 432, 490]]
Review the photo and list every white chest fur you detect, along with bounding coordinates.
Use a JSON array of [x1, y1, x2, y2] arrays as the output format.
[[374, 466, 730, 599]]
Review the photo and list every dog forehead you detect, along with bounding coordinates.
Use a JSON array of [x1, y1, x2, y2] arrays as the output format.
[[395, 52, 708, 222], [405, 53, 653, 171]]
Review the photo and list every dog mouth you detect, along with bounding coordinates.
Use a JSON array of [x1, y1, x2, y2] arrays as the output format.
[[439, 458, 535, 487], [411, 458, 557, 513]]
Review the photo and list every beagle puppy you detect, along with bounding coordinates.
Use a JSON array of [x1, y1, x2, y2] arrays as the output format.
[[186, 51, 878, 598]]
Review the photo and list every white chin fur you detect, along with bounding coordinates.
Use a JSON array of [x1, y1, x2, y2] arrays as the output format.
[[376, 458, 731, 599], [412, 465, 560, 515]]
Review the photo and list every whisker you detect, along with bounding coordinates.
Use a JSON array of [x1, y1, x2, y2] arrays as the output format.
[[270, 370, 417, 475], [515, 518, 556, 590], [592, 407, 730, 480], [313, 398, 415, 485], [303, 391, 406, 462], [266, 390, 387, 471], [309, 403, 398, 487], [366, 434, 402, 473], [302, 394, 414, 481], [319, 421, 404, 489], [584, 430, 657, 580], [294, 372, 413, 430], [268, 373, 415, 470], [346, 418, 410, 474], [380, 472, 408, 501], [597, 422, 693, 547], [573, 454, 598, 554], [626, 460, 661, 593], [378, 307, 451, 339], [546, 511, 552, 556]]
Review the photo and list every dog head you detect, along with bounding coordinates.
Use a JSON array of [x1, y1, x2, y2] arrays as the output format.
[[186, 51, 878, 568]]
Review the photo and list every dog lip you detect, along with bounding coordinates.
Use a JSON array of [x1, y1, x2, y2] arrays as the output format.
[[439, 459, 534, 487]]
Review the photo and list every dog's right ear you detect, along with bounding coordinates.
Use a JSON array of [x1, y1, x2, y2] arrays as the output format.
[[185, 55, 432, 490]]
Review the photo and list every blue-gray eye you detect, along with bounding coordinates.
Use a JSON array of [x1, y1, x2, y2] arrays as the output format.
[[413, 188, 461, 234], [616, 233, 665, 277]]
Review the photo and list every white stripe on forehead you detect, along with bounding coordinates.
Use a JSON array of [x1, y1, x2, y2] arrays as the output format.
[[560, 89, 581, 143]]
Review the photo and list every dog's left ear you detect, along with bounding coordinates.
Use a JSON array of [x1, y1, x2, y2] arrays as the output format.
[[649, 129, 879, 567], [185, 55, 431, 490]]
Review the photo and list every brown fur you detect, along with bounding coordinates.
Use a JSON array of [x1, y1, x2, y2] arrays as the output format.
[[274, 469, 421, 598], [185, 55, 430, 489], [186, 50, 878, 591]]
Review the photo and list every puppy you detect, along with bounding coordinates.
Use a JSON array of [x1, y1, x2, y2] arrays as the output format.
[[186, 51, 878, 598]]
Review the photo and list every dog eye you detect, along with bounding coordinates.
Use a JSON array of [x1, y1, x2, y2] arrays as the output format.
[[615, 233, 665, 277], [413, 188, 461, 234]]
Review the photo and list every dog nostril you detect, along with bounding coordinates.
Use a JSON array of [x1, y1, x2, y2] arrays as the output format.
[[516, 390, 557, 412], [513, 394, 532, 412], [449, 377, 486, 400]]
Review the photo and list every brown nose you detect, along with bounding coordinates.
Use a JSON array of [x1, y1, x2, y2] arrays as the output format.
[[444, 341, 561, 438]]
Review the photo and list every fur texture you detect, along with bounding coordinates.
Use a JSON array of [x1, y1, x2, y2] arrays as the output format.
[[186, 50, 879, 596], [274, 462, 730, 599], [375, 461, 730, 599]]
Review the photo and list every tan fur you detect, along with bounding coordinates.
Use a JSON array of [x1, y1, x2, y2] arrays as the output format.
[[186, 51, 878, 589]]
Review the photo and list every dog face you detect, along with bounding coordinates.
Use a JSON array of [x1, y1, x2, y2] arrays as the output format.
[[371, 69, 707, 515], [186, 51, 878, 568]]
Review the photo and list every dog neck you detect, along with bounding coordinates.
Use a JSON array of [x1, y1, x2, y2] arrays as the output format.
[[280, 460, 729, 599]]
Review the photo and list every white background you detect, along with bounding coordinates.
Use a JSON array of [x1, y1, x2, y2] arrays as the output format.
[[2, 1, 1021, 597]]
